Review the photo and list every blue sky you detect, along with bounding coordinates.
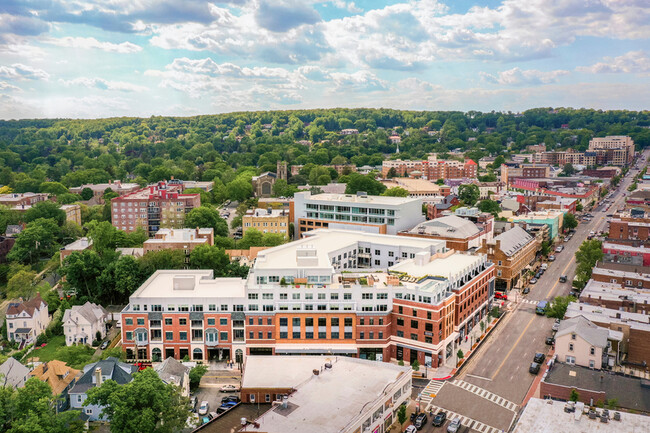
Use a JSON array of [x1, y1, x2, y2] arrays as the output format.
[[0, 0, 648, 119]]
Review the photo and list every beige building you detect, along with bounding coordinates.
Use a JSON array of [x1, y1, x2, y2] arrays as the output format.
[[63, 301, 110, 346], [243, 208, 290, 238], [555, 316, 622, 369], [588, 136, 635, 166], [6, 294, 50, 344], [60, 204, 82, 226], [143, 228, 214, 255], [381, 178, 451, 198]]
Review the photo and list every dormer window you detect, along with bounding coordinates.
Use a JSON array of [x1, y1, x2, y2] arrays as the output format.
[[571, 333, 576, 340]]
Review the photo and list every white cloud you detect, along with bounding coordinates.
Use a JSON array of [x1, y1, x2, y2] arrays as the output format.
[[332, 1, 362, 14], [0, 81, 20, 91], [59, 77, 147, 92], [46, 37, 142, 53], [480, 67, 570, 85], [329, 70, 389, 91], [577, 50, 650, 74], [0, 63, 49, 81]]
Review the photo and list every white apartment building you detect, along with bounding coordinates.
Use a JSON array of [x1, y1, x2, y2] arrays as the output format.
[[63, 302, 111, 346], [293, 191, 424, 237]]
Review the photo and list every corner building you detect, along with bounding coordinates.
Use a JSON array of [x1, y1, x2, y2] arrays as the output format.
[[121, 230, 495, 368]]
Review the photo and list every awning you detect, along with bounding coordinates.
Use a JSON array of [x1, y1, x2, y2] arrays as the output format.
[[14, 328, 32, 334], [275, 347, 358, 355]]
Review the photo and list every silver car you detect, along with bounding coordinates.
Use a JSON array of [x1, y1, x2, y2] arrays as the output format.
[[447, 418, 462, 433]]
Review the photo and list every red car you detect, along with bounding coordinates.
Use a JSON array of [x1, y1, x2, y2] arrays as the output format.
[[494, 291, 508, 300]]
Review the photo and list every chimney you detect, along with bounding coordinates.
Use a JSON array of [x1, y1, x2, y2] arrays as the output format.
[[95, 367, 102, 386]]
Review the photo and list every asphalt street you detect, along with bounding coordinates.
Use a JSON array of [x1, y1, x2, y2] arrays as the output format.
[[420, 148, 650, 433]]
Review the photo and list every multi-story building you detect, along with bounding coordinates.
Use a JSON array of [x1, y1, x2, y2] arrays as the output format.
[[110, 181, 200, 235], [580, 279, 650, 315], [590, 262, 650, 290], [381, 178, 451, 198], [167, 178, 214, 192], [70, 180, 140, 200], [608, 214, 650, 242], [510, 210, 564, 240], [63, 301, 111, 346], [382, 155, 477, 180], [399, 214, 493, 251], [242, 208, 290, 238], [555, 316, 621, 369], [60, 204, 82, 225], [588, 136, 635, 166], [6, 294, 50, 344], [500, 163, 550, 185], [239, 356, 411, 433], [293, 191, 424, 237], [143, 228, 214, 257], [602, 242, 650, 266], [0, 192, 48, 210], [121, 230, 495, 369], [478, 226, 539, 291]]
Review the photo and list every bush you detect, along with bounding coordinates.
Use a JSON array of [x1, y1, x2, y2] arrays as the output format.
[[398, 360, 404, 366], [411, 360, 420, 371], [35, 333, 48, 346]]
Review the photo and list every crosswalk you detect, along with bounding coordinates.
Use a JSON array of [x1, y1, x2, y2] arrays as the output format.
[[425, 403, 504, 433], [419, 379, 446, 406], [519, 299, 540, 306], [449, 379, 519, 412]]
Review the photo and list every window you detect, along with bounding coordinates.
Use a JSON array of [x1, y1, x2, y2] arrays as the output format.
[[207, 318, 215, 326], [151, 305, 162, 312], [248, 293, 259, 300], [344, 293, 352, 300], [191, 320, 202, 327], [209, 304, 216, 311], [362, 293, 373, 300], [410, 333, 418, 341], [397, 330, 404, 337], [165, 331, 173, 340], [411, 320, 418, 329], [220, 332, 228, 341], [179, 332, 188, 341], [589, 360, 595, 368], [566, 356, 575, 364], [571, 333, 576, 340], [192, 329, 203, 341], [179, 318, 187, 326], [165, 318, 172, 325], [590, 347, 595, 355], [126, 331, 133, 341], [192, 304, 203, 312], [374, 259, 380, 266], [221, 304, 228, 311], [569, 343, 574, 351], [220, 318, 228, 326]]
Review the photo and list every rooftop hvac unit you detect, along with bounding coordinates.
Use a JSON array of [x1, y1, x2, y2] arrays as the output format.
[[613, 412, 621, 421]]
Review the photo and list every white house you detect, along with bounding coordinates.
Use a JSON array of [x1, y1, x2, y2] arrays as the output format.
[[154, 357, 191, 397], [63, 302, 110, 346], [555, 316, 622, 369], [6, 294, 49, 345]]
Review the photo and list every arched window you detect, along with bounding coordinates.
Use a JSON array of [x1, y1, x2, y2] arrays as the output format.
[[193, 348, 203, 360], [152, 348, 162, 362], [235, 349, 243, 363]]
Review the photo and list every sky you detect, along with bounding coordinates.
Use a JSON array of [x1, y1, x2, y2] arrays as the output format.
[[0, 0, 648, 119]]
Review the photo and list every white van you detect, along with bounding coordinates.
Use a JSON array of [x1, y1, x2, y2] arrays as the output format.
[[541, 263, 548, 270]]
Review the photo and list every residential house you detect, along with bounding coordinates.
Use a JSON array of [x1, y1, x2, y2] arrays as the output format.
[[154, 357, 191, 397], [554, 316, 622, 369], [6, 294, 49, 345], [59, 237, 92, 265], [63, 302, 110, 346], [478, 226, 539, 291], [0, 357, 30, 389], [30, 360, 80, 411], [69, 357, 137, 421]]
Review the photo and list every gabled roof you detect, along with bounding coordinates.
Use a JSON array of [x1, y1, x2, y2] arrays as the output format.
[[491, 226, 534, 256], [410, 215, 480, 239], [30, 360, 80, 395], [6, 294, 46, 318], [69, 357, 136, 395], [63, 301, 109, 326], [556, 316, 608, 348], [154, 357, 189, 388], [0, 357, 30, 389]]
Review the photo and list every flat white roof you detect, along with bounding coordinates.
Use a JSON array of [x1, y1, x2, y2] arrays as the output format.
[[592, 266, 650, 282], [146, 228, 212, 243], [130, 270, 246, 299], [565, 302, 650, 332], [391, 252, 484, 280], [581, 280, 650, 304], [513, 398, 649, 433], [254, 229, 444, 270], [303, 192, 419, 206], [63, 237, 92, 251], [245, 356, 411, 433]]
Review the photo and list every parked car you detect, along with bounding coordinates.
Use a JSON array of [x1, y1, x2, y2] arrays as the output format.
[[405, 426, 418, 433], [530, 278, 537, 284], [522, 287, 530, 295], [447, 417, 462, 433], [220, 401, 238, 409], [559, 275, 567, 283], [221, 396, 240, 404], [220, 384, 240, 392], [414, 413, 428, 430], [552, 319, 561, 332], [548, 255, 556, 261], [494, 291, 508, 300], [535, 271, 542, 279], [534, 352, 546, 364], [190, 396, 198, 411], [198, 401, 209, 416], [555, 246, 563, 253], [545, 336, 555, 345], [100, 340, 109, 350], [529, 362, 541, 374], [432, 411, 447, 427]]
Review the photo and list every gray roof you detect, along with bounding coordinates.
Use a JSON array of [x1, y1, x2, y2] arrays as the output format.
[[410, 215, 480, 239], [491, 226, 534, 256], [69, 357, 136, 395], [556, 316, 608, 348], [0, 357, 30, 389], [154, 357, 189, 387], [63, 301, 109, 326]]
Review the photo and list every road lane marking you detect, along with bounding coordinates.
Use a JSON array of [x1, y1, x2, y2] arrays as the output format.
[[545, 253, 576, 299], [466, 374, 492, 381], [489, 314, 536, 381]]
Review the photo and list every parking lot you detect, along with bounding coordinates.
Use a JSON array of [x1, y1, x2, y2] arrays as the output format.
[[191, 365, 242, 422]]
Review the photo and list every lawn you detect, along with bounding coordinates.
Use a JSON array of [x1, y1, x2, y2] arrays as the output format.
[[29, 335, 66, 362]]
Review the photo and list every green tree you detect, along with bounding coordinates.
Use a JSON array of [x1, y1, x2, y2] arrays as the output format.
[[397, 405, 407, 429], [477, 199, 501, 216], [457, 349, 464, 360], [435, 179, 445, 185], [39, 181, 69, 195], [238, 228, 264, 249], [545, 295, 576, 319], [569, 389, 580, 402], [381, 187, 409, 197], [61, 250, 104, 299], [458, 184, 480, 206], [185, 206, 229, 237], [272, 179, 298, 197], [562, 163, 576, 176], [344, 173, 386, 195], [6, 269, 36, 299], [139, 249, 186, 277], [386, 167, 397, 179], [24, 201, 66, 226], [7, 218, 60, 264], [85, 368, 190, 433], [80, 187, 94, 200], [563, 213, 578, 231], [491, 155, 505, 169], [189, 245, 230, 275], [540, 240, 551, 257], [189, 364, 208, 392], [226, 177, 253, 202], [574, 240, 603, 288]]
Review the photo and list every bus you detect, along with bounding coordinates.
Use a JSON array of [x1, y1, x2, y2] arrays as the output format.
[[536, 301, 548, 315]]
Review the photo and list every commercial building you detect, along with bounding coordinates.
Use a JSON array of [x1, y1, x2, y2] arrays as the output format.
[[565, 302, 650, 366], [513, 397, 650, 433], [0, 192, 49, 209], [293, 191, 424, 237], [588, 136, 635, 166], [167, 178, 214, 192], [239, 356, 411, 433], [381, 177, 451, 198], [500, 163, 550, 185], [608, 215, 650, 242], [478, 226, 539, 291], [110, 181, 200, 235], [510, 210, 564, 240], [143, 228, 214, 257], [120, 229, 495, 368], [382, 155, 477, 180], [242, 208, 290, 238], [399, 214, 493, 251], [554, 316, 622, 369], [580, 279, 650, 315], [70, 180, 140, 199], [590, 262, 650, 290], [602, 242, 650, 267]]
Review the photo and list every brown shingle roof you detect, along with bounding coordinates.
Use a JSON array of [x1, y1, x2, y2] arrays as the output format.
[[6, 294, 47, 317], [30, 360, 80, 396]]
